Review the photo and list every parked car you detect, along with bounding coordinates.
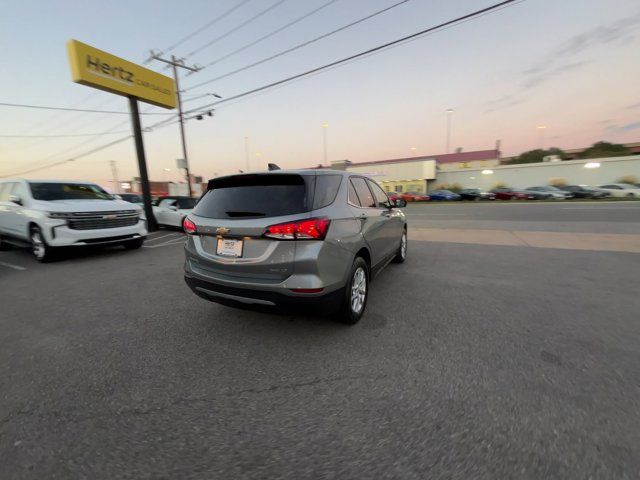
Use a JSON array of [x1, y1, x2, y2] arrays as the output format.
[[400, 191, 430, 202], [597, 183, 640, 198], [153, 196, 197, 228], [0, 179, 146, 261], [525, 186, 572, 199], [115, 193, 143, 205], [458, 188, 496, 201], [559, 185, 609, 198], [490, 188, 534, 200], [428, 190, 461, 201], [183, 170, 407, 324]]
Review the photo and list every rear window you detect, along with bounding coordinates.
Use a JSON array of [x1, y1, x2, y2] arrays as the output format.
[[195, 174, 311, 219], [312, 175, 342, 210]]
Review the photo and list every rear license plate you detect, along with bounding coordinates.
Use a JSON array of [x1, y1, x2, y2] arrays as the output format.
[[216, 238, 243, 257]]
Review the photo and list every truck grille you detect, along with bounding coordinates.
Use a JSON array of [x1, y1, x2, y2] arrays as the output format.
[[67, 211, 139, 230]]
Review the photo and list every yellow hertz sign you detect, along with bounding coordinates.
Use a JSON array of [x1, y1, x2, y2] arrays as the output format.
[[67, 39, 176, 109]]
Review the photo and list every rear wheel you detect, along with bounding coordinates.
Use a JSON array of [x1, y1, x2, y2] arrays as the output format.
[[30, 225, 55, 262], [393, 230, 407, 263], [337, 257, 369, 325]]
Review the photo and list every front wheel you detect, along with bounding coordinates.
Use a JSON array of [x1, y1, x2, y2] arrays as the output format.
[[0, 234, 12, 251], [123, 237, 145, 250], [30, 225, 56, 262], [393, 230, 407, 263], [337, 257, 369, 325]]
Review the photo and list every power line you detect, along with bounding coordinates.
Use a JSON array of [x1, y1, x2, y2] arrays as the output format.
[[186, 0, 522, 113], [151, 0, 254, 58], [0, 131, 131, 138], [2, 136, 133, 177], [1, 115, 179, 178], [184, 0, 288, 59], [0, 102, 173, 115], [184, 0, 410, 94], [197, 0, 341, 71]]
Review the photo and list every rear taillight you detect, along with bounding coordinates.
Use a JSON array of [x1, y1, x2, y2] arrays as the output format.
[[264, 217, 330, 240], [183, 217, 197, 234]]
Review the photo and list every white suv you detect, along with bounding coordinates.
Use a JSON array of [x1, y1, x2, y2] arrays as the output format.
[[0, 179, 147, 262]]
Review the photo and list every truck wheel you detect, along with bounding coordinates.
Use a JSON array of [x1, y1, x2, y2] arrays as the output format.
[[30, 225, 55, 262], [124, 237, 145, 250], [0, 234, 12, 251]]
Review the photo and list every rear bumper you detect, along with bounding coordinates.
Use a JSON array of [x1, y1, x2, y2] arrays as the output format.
[[184, 275, 343, 311]]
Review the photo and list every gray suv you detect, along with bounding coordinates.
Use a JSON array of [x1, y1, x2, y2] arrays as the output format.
[[183, 170, 407, 324]]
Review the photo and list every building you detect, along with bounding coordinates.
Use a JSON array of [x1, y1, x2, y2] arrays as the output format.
[[330, 149, 500, 193], [436, 155, 640, 190]]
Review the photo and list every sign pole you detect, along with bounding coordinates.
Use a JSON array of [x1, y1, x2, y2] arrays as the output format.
[[128, 96, 157, 231]]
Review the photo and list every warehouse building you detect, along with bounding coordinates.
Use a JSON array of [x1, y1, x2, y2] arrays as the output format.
[[331, 149, 500, 193]]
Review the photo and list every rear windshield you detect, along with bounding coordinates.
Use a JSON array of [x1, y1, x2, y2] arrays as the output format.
[[30, 183, 113, 201], [195, 174, 312, 219]]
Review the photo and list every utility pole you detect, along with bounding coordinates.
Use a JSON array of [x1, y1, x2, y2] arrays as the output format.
[[109, 160, 120, 194], [150, 53, 200, 198]]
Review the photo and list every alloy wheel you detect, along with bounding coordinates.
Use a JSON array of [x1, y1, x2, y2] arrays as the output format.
[[350, 267, 367, 314]]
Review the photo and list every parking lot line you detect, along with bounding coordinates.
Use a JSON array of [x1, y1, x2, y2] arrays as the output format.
[[146, 232, 182, 241], [409, 228, 640, 253], [143, 237, 186, 248], [0, 261, 26, 271]]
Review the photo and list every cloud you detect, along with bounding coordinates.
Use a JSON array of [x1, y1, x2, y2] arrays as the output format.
[[606, 121, 640, 133], [555, 13, 640, 57], [485, 12, 640, 111], [522, 60, 591, 89], [521, 12, 640, 88], [625, 102, 640, 110]]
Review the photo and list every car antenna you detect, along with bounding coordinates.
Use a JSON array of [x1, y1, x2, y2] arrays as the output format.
[[268, 163, 281, 171]]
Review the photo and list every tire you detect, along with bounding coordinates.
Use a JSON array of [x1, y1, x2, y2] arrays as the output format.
[[393, 229, 407, 263], [0, 234, 12, 251], [124, 237, 145, 250], [30, 225, 55, 263], [627, 193, 635, 198], [337, 257, 369, 325]]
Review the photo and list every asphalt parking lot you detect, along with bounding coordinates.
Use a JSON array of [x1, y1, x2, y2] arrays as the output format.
[[1, 202, 639, 479]]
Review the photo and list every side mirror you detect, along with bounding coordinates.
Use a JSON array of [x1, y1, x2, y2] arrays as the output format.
[[9, 194, 22, 206], [394, 198, 407, 208]]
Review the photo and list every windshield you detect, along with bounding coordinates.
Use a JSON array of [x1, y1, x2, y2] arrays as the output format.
[[30, 183, 113, 201], [119, 194, 143, 203]]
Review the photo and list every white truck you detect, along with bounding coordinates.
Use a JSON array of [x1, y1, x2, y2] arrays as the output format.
[[0, 179, 147, 262]]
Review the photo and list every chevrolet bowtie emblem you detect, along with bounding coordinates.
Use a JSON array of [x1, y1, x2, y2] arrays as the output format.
[[216, 227, 230, 235]]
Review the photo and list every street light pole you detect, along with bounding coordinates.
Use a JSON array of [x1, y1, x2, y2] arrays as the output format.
[[151, 53, 201, 198], [109, 160, 120, 194], [322, 123, 328, 165], [446, 109, 454, 154], [244, 136, 250, 172], [537, 125, 547, 149]]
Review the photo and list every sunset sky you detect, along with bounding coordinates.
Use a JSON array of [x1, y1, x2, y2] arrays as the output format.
[[1, 0, 639, 189]]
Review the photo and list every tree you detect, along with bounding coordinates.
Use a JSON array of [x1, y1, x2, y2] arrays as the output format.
[[580, 141, 631, 159], [504, 147, 566, 165]]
